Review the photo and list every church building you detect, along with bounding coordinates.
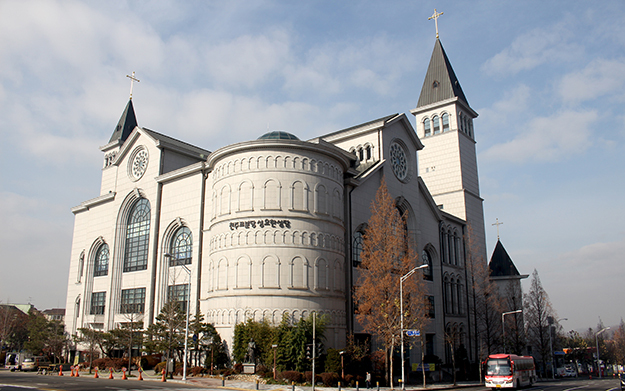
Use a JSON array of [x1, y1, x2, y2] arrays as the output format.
[[64, 36, 488, 367]]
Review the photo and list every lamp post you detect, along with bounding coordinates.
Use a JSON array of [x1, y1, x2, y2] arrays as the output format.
[[165, 253, 191, 382], [339, 350, 345, 380], [595, 327, 610, 378], [400, 263, 429, 390], [548, 317, 567, 379], [272, 344, 278, 380], [501, 310, 522, 354]]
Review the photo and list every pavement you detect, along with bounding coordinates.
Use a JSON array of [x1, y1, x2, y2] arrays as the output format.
[[131, 372, 483, 391]]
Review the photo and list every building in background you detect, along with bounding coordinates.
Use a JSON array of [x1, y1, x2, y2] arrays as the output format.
[[64, 37, 486, 368]]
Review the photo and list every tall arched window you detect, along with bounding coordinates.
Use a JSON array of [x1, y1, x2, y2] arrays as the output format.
[[422, 250, 433, 281], [433, 115, 440, 134], [352, 231, 364, 267], [169, 227, 192, 266], [442, 113, 450, 132], [424, 118, 431, 137], [123, 198, 151, 272], [94, 244, 109, 277]]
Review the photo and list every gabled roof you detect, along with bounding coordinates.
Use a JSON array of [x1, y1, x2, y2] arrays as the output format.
[[489, 240, 521, 277], [109, 99, 138, 144], [417, 38, 470, 109]]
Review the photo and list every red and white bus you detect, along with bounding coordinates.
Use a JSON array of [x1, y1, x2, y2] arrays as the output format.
[[485, 354, 536, 389]]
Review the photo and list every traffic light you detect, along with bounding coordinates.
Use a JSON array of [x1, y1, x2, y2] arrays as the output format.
[[305, 344, 313, 360]]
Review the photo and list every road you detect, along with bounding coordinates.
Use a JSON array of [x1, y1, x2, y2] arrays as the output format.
[[0, 371, 622, 391], [0, 370, 205, 391]]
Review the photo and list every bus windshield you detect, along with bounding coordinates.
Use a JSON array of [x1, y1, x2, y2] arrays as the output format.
[[487, 359, 512, 376]]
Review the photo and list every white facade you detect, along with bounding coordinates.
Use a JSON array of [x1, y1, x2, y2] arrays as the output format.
[[65, 38, 486, 365]]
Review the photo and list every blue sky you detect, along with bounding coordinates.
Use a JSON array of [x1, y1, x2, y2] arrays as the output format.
[[1, 0, 624, 333]]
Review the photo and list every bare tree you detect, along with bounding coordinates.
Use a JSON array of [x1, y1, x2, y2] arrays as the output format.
[[523, 269, 556, 378], [613, 320, 625, 369], [504, 281, 525, 355], [353, 179, 429, 388], [464, 225, 503, 361]]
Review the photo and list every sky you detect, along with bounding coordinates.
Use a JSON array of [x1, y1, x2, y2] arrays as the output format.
[[1, 0, 624, 333]]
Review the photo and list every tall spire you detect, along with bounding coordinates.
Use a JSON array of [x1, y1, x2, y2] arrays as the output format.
[[108, 99, 138, 144], [416, 39, 470, 109]]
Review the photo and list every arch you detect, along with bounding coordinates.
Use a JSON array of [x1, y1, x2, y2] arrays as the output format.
[[315, 258, 328, 290], [332, 188, 342, 219], [169, 226, 192, 266], [423, 117, 431, 137], [334, 259, 344, 292], [442, 112, 450, 132], [291, 180, 308, 211], [77, 250, 85, 282], [421, 248, 433, 281], [217, 258, 228, 290], [262, 255, 280, 288], [263, 179, 281, 210], [290, 256, 308, 289], [315, 184, 328, 215], [123, 198, 151, 272], [220, 184, 231, 215], [94, 243, 109, 277], [236, 256, 252, 289], [238, 180, 254, 212], [433, 115, 440, 134]]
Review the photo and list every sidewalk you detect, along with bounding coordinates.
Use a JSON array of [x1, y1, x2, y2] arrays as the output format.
[[153, 374, 483, 391]]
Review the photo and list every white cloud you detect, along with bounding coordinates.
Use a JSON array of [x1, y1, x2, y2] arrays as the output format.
[[559, 58, 625, 104], [481, 110, 597, 163], [536, 239, 625, 330], [204, 30, 293, 89], [482, 21, 581, 76]]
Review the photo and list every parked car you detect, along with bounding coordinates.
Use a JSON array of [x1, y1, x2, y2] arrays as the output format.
[[564, 367, 577, 377], [21, 356, 51, 372]]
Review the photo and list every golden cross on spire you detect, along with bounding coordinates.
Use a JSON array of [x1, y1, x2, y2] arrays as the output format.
[[428, 8, 444, 39], [126, 71, 140, 100], [492, 218, 503, 240]]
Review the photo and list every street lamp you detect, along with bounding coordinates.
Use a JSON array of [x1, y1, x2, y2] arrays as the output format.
[[400, 263, 429, 390], [595, 327, 610, 378], [272, 344, 278, 380], [165, 253, 191, 382], [548, 317, 567, 379], [339, 350, 345, 380], [501, 310, 522, 354]]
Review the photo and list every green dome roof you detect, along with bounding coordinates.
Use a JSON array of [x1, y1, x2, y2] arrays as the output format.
[[258, 131, 299, 140]]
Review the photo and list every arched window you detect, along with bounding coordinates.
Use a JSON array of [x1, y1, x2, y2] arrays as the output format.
[[123, 198, 151, 272], [442, 113, 450, 132], [422, 250, 433, 281], [366, 145, 372, 160], [169, 227, 192, 266], [353, 231, 364, 267], [444, 276, 451, 313], [94, 244, 109, 277], [358, 148, 364, 161], [433, 115, 440, 134], [440, 227, 448, 263], [424, 118, 431, 137], [77, 251, 84, 283]]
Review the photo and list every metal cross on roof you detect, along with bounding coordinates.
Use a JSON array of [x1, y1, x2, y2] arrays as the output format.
[[492, 218, 503, 240], [428, 9, 444, 39], [126, 71, 140, 100]]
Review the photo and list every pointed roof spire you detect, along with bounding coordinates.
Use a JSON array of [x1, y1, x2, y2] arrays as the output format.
[[488, 240, 521, 277], [108, 99, 138, 144], [416, 38, 470, 109]]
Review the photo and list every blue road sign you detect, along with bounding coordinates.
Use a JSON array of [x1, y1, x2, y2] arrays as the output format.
[[405, 330, 421, 336]]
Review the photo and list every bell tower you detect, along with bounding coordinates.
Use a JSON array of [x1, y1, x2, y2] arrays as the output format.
[[410, 36, 487, 262]]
